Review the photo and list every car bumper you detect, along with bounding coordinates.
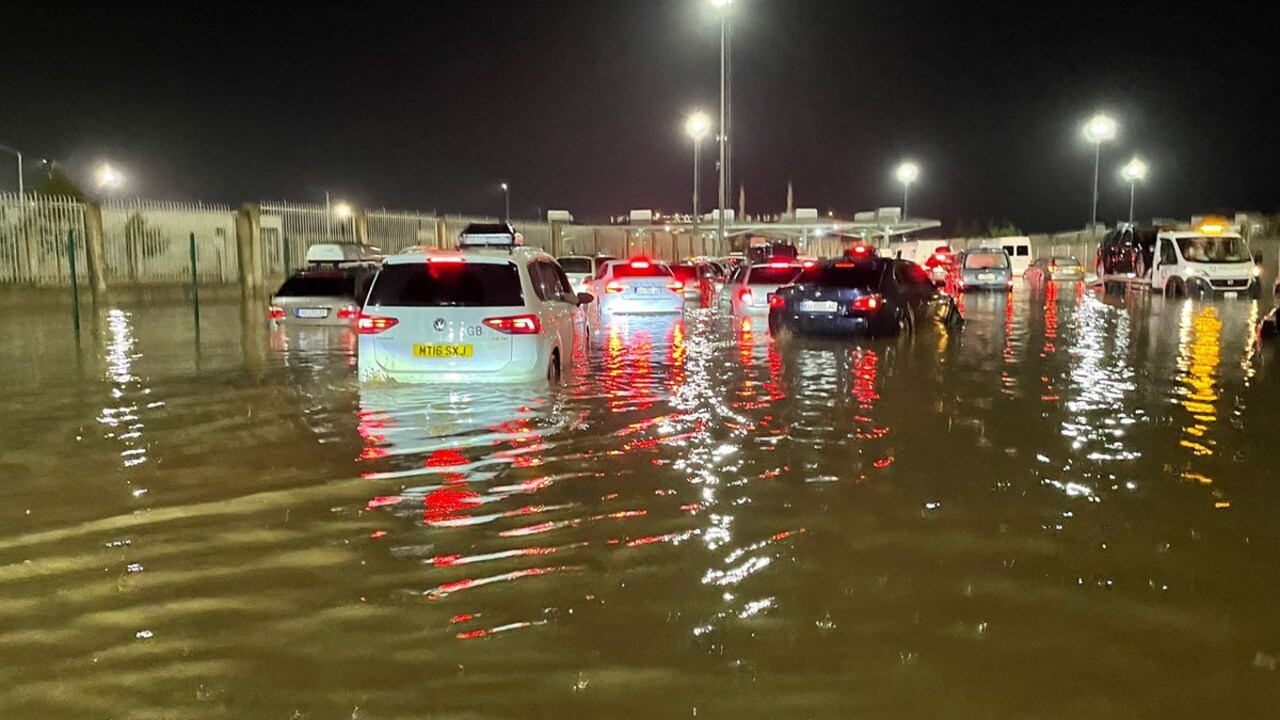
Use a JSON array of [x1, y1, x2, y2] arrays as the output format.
[[599, 296, 684, 314], [772, 312, 888, 337], [1188, 277, 1255, 293]]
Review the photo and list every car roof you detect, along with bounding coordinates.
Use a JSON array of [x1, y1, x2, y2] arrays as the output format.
[[288, 268, 359, 279], [384, 247, 549, 266]]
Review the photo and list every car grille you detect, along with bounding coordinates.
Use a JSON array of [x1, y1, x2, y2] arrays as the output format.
[[1213, 279, 1250, 289]]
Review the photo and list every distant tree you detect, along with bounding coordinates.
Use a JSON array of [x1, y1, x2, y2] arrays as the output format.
[[34, 168, 86, 201], [986, 220, 1023, 238]]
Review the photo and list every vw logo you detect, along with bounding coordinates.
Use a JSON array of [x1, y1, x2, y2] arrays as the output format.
[[433, 318, 446, 331]]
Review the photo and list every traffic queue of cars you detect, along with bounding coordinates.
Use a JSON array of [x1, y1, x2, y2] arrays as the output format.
[[271, 227, 1175, 383]]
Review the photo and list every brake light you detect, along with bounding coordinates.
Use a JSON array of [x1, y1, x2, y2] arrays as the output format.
[[357, 313, 399, 334], [605, 281, 624, 293], [429, 256, 465, 264], [667, 280, 684, 292], [768, 294, 785, 308], [738, 288, 754, 303], [851, 294, 881, 312], [852, 245, 869, 255], [336, 305, 357, 320], [268, 306, 285, 321], [802, 260, 816, 268], [934, 253, 948, 262], [483, 314, 541, 335], [768, 261, 791, 269], [629, 259, 651, 269]]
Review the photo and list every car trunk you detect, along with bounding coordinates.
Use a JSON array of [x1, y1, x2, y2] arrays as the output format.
[[369, 307, 514, 375]]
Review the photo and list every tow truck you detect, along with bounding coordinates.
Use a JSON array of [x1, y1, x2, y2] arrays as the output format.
[[1095, 217, 1261, 298]]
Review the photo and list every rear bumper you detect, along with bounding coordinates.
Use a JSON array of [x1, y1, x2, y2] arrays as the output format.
[[358, 336, 548, 384], [272, 317, 354, 328], [599, 296, 684, 314], [772, 312, 887, 337]]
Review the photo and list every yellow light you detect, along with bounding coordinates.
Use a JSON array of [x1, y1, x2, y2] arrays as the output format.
[[1199, 223, 1224, 235]]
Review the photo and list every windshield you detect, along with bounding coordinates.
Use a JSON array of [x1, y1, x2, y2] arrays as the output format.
[[747, 266, 802, 285], [275, 274, 355, 298], [1053, 257, 1080, 266], [1176, 236, 1247, 263], [367, 263, 523, 307], [557, 257, 593, 274], [964, 252, 1010, 270]]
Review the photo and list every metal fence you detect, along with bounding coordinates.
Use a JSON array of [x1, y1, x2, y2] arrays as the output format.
[[0, 193, 87, 285], [259, 201, 349, 276], [367, 209, 438, 254], [101, 199, 239, 284]]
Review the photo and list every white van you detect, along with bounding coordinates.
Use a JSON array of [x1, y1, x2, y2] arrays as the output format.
[[1149, 229, 1258, 298], [981, 237, 1032, 276]]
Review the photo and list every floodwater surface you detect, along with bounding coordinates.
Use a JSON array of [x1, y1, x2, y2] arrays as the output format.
[[2, 286, 1279, 719]]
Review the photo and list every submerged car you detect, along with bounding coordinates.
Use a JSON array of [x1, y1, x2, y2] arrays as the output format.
[[269, 269, 369, 326], [357, 225, 591, 383], [589, 258, 685, 316], [957, 249, 1013, 291], [1024, 256, 1085, 283], [717, 261, 804, 316], [768, 257, 962, 338]]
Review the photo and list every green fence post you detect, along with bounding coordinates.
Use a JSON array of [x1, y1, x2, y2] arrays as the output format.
[[67, 229, 81, 337], [189, 232, 201, 329]]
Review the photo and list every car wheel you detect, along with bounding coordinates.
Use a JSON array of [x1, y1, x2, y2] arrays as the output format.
[[1168, 278, 1185, 298], [897, 310, 913, 337], [1249, 282, 1261, 299], [547, 350, 562, 383]]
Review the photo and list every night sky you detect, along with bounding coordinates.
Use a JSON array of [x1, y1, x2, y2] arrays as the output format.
[[2, 0, 1277, 232]]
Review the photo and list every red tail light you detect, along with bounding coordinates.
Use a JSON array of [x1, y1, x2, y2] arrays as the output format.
[[768, 294, 785, 308], [1049, 263, 1058, 272], [268, 306, 285, 321], [851, 294, 882, 312], [738, 288, 754, 303], [934, 253, 948, 262], [605, 281, 624, 294], [483, 314, 541, 335], [852, 245, 869, 255], [767, 261, 792, 269], [336, 305, 358, 320], [629, 259, 651, 269], [667, 280, 685, 292], [357, 313, 399, 334], [802, 260, 816, 268], [428, 256, 465, 264]]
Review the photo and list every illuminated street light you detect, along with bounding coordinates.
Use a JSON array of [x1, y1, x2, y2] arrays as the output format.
[[895, 161, 920, 219], [1121, 156, 1147, 224], [685, 110, 712, 242], [500, 182, 510, 222], [333, 202, 355, 241], [1082, 113, 1118, 233], [96, 163, 125, 191]]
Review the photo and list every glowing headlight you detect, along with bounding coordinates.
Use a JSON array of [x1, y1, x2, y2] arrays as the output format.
[[1253, 266, 1262, 278]]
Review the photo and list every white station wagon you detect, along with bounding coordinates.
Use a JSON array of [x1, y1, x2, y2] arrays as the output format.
[[357, 224, 591, 383]]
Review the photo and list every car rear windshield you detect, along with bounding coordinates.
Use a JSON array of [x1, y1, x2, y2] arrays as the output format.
[[747, 266, 802, 284], [367, 263, 523, 307], [275, 275, 355, 298], [1053, 257, 1080, 266], [815, 263, 881, 287], [612, 263, 673, 278], [964, 253, 1010, 270], [558, 257, 593, 274], [671, 265, 698, 281]]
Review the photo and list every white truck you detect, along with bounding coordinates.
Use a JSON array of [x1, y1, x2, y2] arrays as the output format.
[[1096, 218, 1260, 298]]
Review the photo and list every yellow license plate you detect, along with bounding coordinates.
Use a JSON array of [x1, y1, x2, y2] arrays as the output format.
[[413, 344, 474, 358]]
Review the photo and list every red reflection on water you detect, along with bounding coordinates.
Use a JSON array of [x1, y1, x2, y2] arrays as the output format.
[[423, 485, 482, 524], [1041, 281, 1060, 401], [668, 319, 687, 389], [356, 410, 390, 461], [738, 317, 754, 367], [602, 324, 657, 413], [427, 449, 469, 468], [851, 348, 880, 409]]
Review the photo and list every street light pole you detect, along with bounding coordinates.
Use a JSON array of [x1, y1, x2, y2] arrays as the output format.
[[1121, 157, 1147, 225], [500, 183, 510, 222], [685, 111, 711, 253], [895, 161, 920, 220], [325, 191, 333, 241], [1091, 140, 1101, 231], [712, 0, 731, 256], [0, 145, 23, 197], [1083, 113, 1117, 235]]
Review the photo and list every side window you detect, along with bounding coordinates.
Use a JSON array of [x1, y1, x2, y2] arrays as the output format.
[[553, 265, 576, 301], [1160, 240, 1178, 265], [1017, 246, 1029, 257], [1002, 245, 1015, 256], [595, 262, 612, 279], [528, 261, 550, 302]]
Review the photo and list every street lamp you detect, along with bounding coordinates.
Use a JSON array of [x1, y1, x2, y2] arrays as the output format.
[[334, 202, 355, 241], [96, 163, 125, 192], [1083, 113, 1118, 233], [685, 110, 712, 244], [895, 161, 920, 219], [711, 0, 732, 255], [1121, 156, 1147, 224], [0, 144, 22, 197], [500, 182, 510, 222]]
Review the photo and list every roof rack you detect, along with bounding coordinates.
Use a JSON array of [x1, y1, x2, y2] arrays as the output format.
[[459, 222, 524, 251]]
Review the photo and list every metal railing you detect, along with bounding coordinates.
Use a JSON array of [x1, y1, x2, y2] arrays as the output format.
[[100, 199, 238, 284], [0, 193, 86, 285]]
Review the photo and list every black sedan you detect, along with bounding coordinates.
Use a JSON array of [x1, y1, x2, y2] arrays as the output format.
[[767, 257, 962, 338]]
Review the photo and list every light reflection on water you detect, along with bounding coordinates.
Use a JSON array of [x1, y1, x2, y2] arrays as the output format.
[[1, 290, 1279, 718]]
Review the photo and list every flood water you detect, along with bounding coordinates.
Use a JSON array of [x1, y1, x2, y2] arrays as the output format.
[[3, 286, 1280, 719]]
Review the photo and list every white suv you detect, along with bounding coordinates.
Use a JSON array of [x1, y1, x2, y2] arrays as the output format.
[[357, 225, 591, 383]]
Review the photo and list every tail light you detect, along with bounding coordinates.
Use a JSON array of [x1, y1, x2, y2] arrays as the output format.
[[605, 281, 624, 294], [802, 260, 816, 268], [667, 280, 685, 292], [738, 288, 754, 304], [357, 313, 399, 334], [336, 305, 358, 320], [268, 306, 285, 321], [428, 256, 465, 264], [629, 259, 651, 269], [850, 294, 881, 312], [1049, 263, 1058, 272], [768, 294, 785, 309], [767, 261, 792, 269], [483, 314, 541, 335]]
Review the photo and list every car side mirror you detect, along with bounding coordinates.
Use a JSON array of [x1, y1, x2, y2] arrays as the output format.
[[576, 292, 595, 306]]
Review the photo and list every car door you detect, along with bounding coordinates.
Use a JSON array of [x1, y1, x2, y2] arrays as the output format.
[[550, 262, 585, 351], [1151, 238, 1179, 291], [530, 260, 574, 354]]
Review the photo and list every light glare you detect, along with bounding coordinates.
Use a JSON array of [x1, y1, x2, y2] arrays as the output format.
[[895, 161, 920, 185], [1084, 113, 1118, 143]]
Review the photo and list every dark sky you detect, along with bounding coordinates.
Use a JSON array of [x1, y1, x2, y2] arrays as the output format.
[[2, 0, 1277, 232]]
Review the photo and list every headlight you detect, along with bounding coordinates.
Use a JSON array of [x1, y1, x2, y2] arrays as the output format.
[[1253, 266, 1262, 278]]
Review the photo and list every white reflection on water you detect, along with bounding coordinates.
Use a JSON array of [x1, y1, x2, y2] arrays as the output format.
[[95, 308, 159, 470], [1060, 293, 1141, 464]]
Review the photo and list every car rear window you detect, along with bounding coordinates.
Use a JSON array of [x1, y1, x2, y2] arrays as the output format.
[[816, 263, 881, 288], [671, 265, 698, 281], [367, 263, 523, 307], [965, 253, 1010, 269], [275, 275, 355, 298], [1054, 257, 1080, 265], [747, 266, 802, 285], [558, 257, 593, 274], [612, 263, 673, 278]]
